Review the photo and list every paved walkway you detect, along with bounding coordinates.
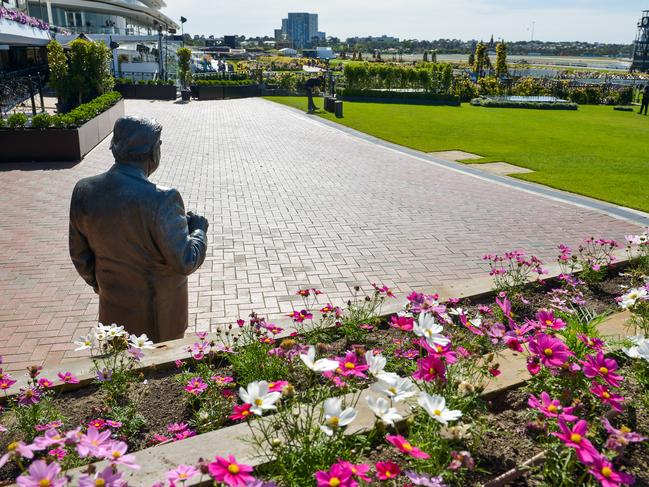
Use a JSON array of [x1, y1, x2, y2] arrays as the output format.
[[0, 98, 643, 371]]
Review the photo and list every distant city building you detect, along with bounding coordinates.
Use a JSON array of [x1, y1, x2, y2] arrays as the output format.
[[277, 12, 319, 49]]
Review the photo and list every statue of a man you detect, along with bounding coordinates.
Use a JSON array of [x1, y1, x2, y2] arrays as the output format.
[[69, 116, 208, 342]]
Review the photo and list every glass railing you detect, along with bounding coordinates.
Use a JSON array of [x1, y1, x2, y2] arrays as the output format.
[[58, 25, 158, 36]]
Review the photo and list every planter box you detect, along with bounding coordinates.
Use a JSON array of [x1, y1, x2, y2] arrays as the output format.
[[115, 84, 177, 100], [195, 84, 261, 100], [0, 99, 125, 163]]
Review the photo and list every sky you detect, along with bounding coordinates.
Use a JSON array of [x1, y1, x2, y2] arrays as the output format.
[[161, 0, 647, 44]]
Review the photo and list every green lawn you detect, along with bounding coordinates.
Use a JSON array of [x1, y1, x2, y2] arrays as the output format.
[[266, 96, 649, 213]]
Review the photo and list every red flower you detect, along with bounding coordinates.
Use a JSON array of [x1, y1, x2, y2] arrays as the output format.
[[229, 403, 253, 421], [375, 461, 401, 480]]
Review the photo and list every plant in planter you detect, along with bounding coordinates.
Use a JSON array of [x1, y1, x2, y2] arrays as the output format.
[[178, 47, 193, 102], [7, 112, 28, 128]]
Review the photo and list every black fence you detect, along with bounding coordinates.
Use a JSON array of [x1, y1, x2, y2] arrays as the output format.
[[0, 70, 48, 117]]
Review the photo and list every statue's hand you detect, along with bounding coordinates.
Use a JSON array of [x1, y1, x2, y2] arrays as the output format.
[[187, 211, 209, 233]]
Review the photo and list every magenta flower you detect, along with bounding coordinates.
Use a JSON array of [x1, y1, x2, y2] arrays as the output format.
[[587, 454, 635, 487], [267, 380, 289, 393], [528, 392, 578, 421], [288, 310, 313, 323], [336, 351, 368, 378], [528, 333, 571, 368], [412, 355, 446, 382], [0, 374, 16, 390], [386, 434, 430, 459], [208, 455, 255, 486], [57, 372, 79, 384], [88, 419, 106, 430], [582, 352, 623, 387], [17, 387, 42, 406], [419, 340, 458, 364], [15, 460, 65, 487], [336, 460, 371, 482], [376, 461, 401, 480], [76, 426, 112, 458], [37, 378, 54, 389], [390, 315, 414, 331], [166, 464, 199, 484], [602, 418, 646, 454], [229, 403, 253, 421], [315, 463, 355, 487], [590, 384, 624, 412], [448, 450, 475, 471], [577, 334, 605, 351], [551, 417, 599, 464], [535, 309, 566, 330], [79, 466, 125, 487], [184, 377, 208, 395]]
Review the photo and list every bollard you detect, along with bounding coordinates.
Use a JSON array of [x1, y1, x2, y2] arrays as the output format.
[[334, 100, 343, 118]]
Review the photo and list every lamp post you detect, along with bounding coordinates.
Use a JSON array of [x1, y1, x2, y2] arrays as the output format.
[[180, 16, 187, 46]]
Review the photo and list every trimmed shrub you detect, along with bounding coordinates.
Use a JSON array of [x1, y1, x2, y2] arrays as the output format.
[[7, 112, 28, 128], [470, 97, 578, 110], [193, 79, 256, 87], [31, 113, 52, 129], [337, 88, 460, 104]]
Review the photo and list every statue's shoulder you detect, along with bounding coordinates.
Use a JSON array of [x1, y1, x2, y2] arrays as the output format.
[[154, 185, 184, 204], [72, 172, 107, 194]]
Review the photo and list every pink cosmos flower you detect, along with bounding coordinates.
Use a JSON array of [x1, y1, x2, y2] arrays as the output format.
[[15, 460, 65, 487], [535, 309, 566, 331], [315, 464, 355, 487], [267, 381, 289, 393], [0, 375, 16, 390], [390, 315, 414, 331], [376, 461, 401, 480], [288, 310, 313, 323], [185, 377, 208, 395], [103, 441, 140, 469], [196, 331, 208, 340], [167, 423, 189, 434], [128, 346, 144, 362], [35, 421, 63, 432], [88, 419, 106, 430], [336, 460, 371, 482], [528, 392, 578, 421], [230, 403, 253, 421], [419, 340, 458, 364], [582, 352, 623, 387], [448, 450, 475, 471], [412, 356, 446, 383], [37, 378, 54, 388], [208, 455, 255, 487], [76, 426, 112, 458], [48, 448, 66, 461], [386, 434, 430, 459], [577, 335, 605, 351], [166, 464, 199, 484], [587, 454, 635, 487], [336, 351, 368, 378], [212, 375, 234, 385], [106, 420, 122, 429], [551, 418, 599, 464], [79, 466, 125, 486], [0, 441, 37, 468], [57, 372, 79, 384], [528, 333, 571, 368], [487, 323, 506, 343], [17, 387, 42, 406], [590, 384, 624, 412], [602, 418, 646, 454]]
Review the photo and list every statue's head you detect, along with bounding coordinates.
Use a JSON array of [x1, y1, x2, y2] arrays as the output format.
[[110, 116, 162, 176]]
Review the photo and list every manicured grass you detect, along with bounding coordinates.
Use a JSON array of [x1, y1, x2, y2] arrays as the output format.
[[266, 96, 649, 212]]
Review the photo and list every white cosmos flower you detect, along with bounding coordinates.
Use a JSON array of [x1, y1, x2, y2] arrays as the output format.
[[320, 397, 356, 436], [93, 323, 110, 341], [364, 351, 399, 382], [73, 335, 95, 352], [239, 381, 282, 416], [624, 337, 649, 362], [366, 395, 403, 426], [619, 288, 648, 310], [413, 313, 450, 348], [418, 392, 462, 425], [128, 333, 154, 350], [299, 346, 339, 372], [448, 307, 465, 316], [371, 375, 417, 403]]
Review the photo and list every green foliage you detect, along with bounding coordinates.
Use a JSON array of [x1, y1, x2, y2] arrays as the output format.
[[337, 88, 460, 104], [477, 76, 501, 96], [495, 42, 508, 78], [7, 112, 28, 128], [453, 76, 479, 101], [47, 39, 114, 110], [46, 91, 122, 129], [471, 98, 578, 110], [343, 62, 453, 94], [473, 42, 490, 78], [229, 341, 290, 386], [177, 47, 193, 89], [30, 112, 52, 129], [0, 118, 4, 128], [193, 79, 256, 87], [512, 77, 551, 97]]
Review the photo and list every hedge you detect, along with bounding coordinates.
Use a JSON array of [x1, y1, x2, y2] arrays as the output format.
[[337, 88, 460, 103], [343, 62, 453, 94], [115, 78, 174, 86], [470, 97, 578, 110], [0, 91, 122, 130], [193, 79, 256, 87]]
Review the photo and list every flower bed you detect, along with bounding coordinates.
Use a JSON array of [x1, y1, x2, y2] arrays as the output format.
[[1, 231, 648, 486], [0, 92, 124, 163]]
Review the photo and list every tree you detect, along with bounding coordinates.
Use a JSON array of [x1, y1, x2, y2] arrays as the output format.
[[47, 41, 68, 103], [495, 41, 508, 78], [423, 50, 429, 62], [473, 41, 490, 79], [177, 47, 193, 90], [430, 49, 437, 62], [468, 52, 475, 68]]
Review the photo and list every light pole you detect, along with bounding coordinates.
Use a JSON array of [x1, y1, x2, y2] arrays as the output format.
[[180, 16, 187, 46]]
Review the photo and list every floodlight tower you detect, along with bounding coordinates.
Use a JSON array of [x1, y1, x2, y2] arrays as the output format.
[[631, 10, 649, 72]]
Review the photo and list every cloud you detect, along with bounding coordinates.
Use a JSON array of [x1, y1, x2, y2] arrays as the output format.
[[161, 0, 645, 43]]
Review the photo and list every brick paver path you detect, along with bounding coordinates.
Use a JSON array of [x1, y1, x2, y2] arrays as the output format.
[[0, 98, 642, 371]]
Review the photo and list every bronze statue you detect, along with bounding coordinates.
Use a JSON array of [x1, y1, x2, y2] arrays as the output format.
[[69, 116, 208, 342]]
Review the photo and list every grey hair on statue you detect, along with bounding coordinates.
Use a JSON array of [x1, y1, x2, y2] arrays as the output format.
[[110, 116, 162, 163]]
